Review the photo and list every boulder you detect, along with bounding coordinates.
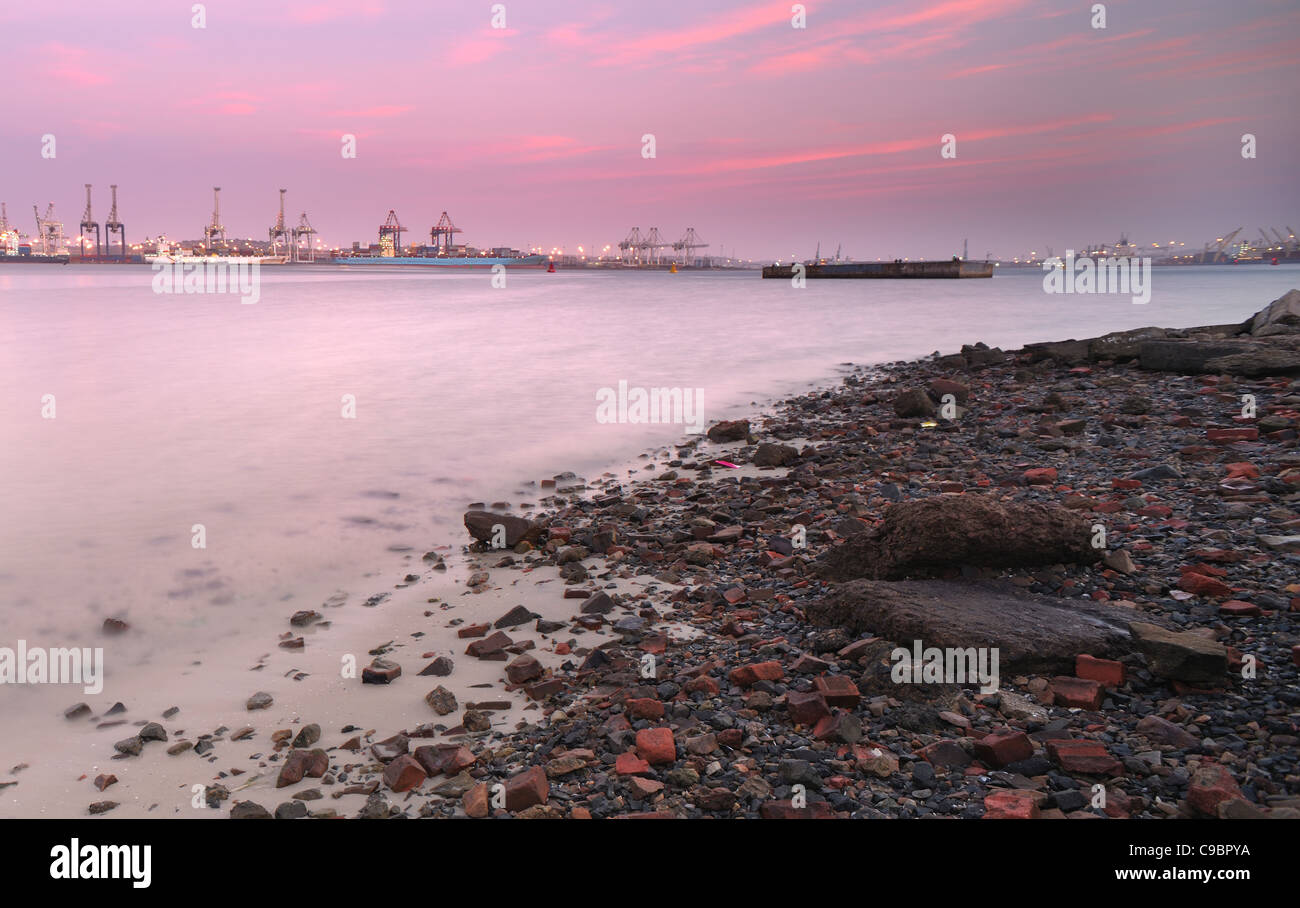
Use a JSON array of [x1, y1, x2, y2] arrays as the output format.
[[1129, 622, 1227, 684], [706, 419, 750, 442], [1088, 327, 1169, 361], [893, 389, 936, 418], [1203, 345, 1300, 377], [752, 442, 799, 467], [1021, 338, 1092, 365], [807, 579, 1139, 674], [817, 495, 1100, 581], [463, 511, 539, 547], [1248, 288, 1300, 335], [926, 378, 970, 404]]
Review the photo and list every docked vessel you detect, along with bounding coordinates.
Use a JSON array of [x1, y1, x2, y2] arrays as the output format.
[[329, 254, 549, 268], [762, 259, 993, 279], [143, 253, 289, 265]]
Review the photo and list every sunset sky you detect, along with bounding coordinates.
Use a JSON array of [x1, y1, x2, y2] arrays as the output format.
[[1, 0, 1297, 260]]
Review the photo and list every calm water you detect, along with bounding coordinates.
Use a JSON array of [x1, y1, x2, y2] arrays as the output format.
[[1, 263, 1297, 660]]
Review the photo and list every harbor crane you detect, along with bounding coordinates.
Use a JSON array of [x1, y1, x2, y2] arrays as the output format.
[[105, 185, 126, 259], [378, 209, 404, 256], [0, 203, 18, 255], [269, 189, 290, 253], [33, 203, 66, 256], [1200, 228, 1241, 263], [618, 227, 644, 264], [673, 227, 708, 266], [79, 184, 100, 258], [203, 186, 226, 251], [430, 211, 462, 253], [291, 211, 316, 263], [643, 227, 668, 265]]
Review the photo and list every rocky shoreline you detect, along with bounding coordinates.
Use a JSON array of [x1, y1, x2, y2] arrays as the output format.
[[57, 290, 1300, 820]]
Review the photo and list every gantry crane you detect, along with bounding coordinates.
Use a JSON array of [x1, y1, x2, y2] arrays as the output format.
[[79, 184, 100, 258], [204, 187, 225, 251], [378, 209, 403, 256], [34, 203, 66, 256], [670, 226, 712, 265], [269, 189, 290, 253], [618, 227, 643, 264], [105, 185, 126, 259], [643, 227, 669, 265], [291, 211, 316, 262], [430, 211, 462, 253]]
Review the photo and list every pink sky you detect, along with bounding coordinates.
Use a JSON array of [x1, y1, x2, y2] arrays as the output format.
[[1, 0, 1297, 259]]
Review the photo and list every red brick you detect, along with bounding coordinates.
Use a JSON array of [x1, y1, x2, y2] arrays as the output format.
[[684, 675, 720, 696], [813, 674, 861, 707], [983, 789, 1040, 819], [759, 801, 837, 819], [785, 690, 831, 726], [463, 782, 490, 818], [972, 729, 1034, 768], [1206, 427, 1258, 443], [615, 752, 651, 776], [628, 777, 664, 799], [727, 660, 784, 687], [466, 630, 513, 657], [1223, 462, 1259, 480], [1045, 739, 1122, 776], [1177, 572, 1234, 599], [1187, 763, 1243, 817], [1024, 467, 1057, 485], [635, 727, 677, 765], [383, 755, 427, 793], [1050, 676, 1105, 709], [505, 653, 543, 684], [625, 697, 665, 720], [1075, 654, 1125, 687], [1111, 478, 1142, 490], [1219, 600, 1261, 617], [504, 765, 549, 812]]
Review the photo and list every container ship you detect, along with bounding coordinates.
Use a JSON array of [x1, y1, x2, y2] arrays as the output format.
[[762, 259, 993, 279]]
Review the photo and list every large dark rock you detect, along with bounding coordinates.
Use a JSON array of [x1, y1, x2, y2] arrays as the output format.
[[1140, 337, 1300, 376], [1248, 288, 1300, 336], [463, 511, 539, 547], [706, 420, 750, 442], [817, 495, 1100, 581], [806, 579, 1139, 674], [752, 442, 799, 466], [1138, 339, 1247, 373], [892, 389, 936, 418], [1203, 345, 1300, 377], [1087, 327, 1169, 361], [1129, 622, 1227, 684], [1021, 338, 1092, 365]]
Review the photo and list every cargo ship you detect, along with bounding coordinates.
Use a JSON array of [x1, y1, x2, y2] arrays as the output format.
[[329, 253, 549, 268], [762, 259, 993, 279], [143, 252, 290, 265]]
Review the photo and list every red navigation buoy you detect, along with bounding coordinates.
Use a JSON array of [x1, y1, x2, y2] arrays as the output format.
[[547, 262, 556, 273]]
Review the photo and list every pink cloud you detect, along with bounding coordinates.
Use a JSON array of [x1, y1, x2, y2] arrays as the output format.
[[45, 43, 111, 87]]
